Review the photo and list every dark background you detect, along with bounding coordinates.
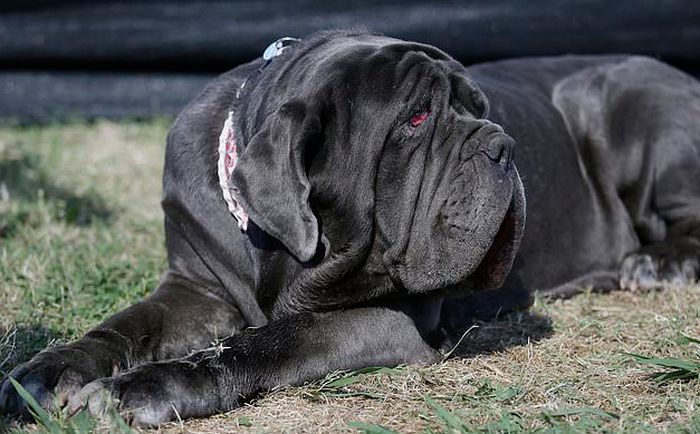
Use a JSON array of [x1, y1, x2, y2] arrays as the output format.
[[1, 0, 699, 123]]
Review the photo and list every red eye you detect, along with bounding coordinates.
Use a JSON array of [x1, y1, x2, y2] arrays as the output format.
[[409, 110, 430, 128]]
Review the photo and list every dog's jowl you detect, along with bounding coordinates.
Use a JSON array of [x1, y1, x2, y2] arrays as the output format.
[[1, 30, 699, 426]]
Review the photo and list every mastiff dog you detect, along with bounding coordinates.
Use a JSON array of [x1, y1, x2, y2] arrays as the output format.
[[2, 30, 699, 425]]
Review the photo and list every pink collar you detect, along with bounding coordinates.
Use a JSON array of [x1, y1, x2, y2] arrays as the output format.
[[217, 37, 301, 232], [217, 110, 249, 230]]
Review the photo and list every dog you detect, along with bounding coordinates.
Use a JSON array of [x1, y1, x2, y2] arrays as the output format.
[[1, 30, 699, 426]]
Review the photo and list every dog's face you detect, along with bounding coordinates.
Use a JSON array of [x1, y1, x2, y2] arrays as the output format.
[[231, 32, 525, 296]]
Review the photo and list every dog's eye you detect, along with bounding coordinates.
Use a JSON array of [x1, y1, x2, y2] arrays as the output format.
[[409, 110, 431, 128]]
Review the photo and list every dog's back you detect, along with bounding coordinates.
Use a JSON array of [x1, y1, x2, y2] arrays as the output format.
[[467, 55, 700, 295]]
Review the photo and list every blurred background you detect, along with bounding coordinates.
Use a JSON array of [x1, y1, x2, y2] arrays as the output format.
[[1, 0, 699, 123]]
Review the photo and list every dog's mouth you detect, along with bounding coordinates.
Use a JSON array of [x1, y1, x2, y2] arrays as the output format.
[[384, 159, 526, 295], [436, 162, 526, 293], [467, 192, 524, 290]]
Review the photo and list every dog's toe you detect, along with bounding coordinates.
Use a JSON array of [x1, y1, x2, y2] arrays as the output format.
[[619, 251, 698, 292], [620, 254, 658, 291], [65, 379, 116, 418]]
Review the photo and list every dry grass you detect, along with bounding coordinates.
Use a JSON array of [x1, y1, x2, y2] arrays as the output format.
[[148, 288, 700, 434], [1, 120, 699, 433]]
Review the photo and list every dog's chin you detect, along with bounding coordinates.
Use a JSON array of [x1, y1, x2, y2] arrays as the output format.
[[439, 175, 526, 295], [390, 188, 525, 296], [467, 196, 524, 290], [387, 165, 526, 295]]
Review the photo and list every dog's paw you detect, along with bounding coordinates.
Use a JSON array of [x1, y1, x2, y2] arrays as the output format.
[[66, 360, 222, 427], [0, 346, 106, 420], [66, 365, 175, 427], [619, 246, 698, 292]]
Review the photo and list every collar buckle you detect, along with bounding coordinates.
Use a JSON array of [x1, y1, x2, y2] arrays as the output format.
[[262, 37, 301, 61]]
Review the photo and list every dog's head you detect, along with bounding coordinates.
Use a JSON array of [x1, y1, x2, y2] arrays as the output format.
[[230, 31, 525, 296]]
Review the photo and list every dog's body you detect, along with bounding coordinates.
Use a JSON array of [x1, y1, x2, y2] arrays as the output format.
[[474, 54, 700, 296], [2, 31, 699, 425]]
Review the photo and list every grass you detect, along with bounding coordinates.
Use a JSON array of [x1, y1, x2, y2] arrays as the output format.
[[6, 379, 133, 434], [0, 120, 699, 433]]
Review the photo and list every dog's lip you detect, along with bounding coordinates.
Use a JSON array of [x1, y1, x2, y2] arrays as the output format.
[[383, 160, 525, 294], [468, 186, 524, 289]]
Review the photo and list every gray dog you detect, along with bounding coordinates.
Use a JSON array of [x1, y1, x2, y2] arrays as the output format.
[[1, 30, 699, 426]]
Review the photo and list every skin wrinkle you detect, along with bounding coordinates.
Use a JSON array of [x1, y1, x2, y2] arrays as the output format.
[[404, 82, 453, 229], [166, 213, 254, 307], [445, 160, 479, 235], [417, 111, 500, 246], [274, 39, 438, 308], [383, 50, 517, 292], [381, 74, 464, 270], [82, 330, 135, 372], [165, 119, 264, 300]]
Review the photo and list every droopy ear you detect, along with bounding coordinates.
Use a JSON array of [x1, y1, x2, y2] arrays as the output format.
[[231, 101, 321, 262]]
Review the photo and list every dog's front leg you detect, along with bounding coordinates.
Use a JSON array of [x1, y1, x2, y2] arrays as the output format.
[[67, 306, 441, 426], [0, 273, 245, 419]]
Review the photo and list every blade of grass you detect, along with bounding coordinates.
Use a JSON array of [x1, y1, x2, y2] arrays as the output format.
[[9, 378, 62, 433], [307, 366, 401, 400], [237, 415, 253, 427], [624, 353, 700, 372], [679, 332, 700, 345], [106, 405, 134, 434], [68, 409, 97, 434], [425, 396, 466, 432], [651, 369, 698, 383], [624, 352, 700, 384]]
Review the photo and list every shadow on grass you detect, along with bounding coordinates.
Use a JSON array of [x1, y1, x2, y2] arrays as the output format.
[[449, 310, 553, 358], [0, 323, 67, 377], [0, 324, 65, 431], [0, 153, 113, 238], [440, 285, 553, 358]]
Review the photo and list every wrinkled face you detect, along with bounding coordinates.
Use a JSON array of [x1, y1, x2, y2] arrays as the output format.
[[333, 38, 526, 294], [233, 33, 525, 297]]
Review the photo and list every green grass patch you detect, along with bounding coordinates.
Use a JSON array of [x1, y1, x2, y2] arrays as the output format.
[[1, 121, 168, 432], [625, 333, 700, 384], [7, 379, 132, 434]]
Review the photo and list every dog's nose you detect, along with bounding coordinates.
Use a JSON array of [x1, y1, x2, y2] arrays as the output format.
[[482, 133, 514, 169]]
